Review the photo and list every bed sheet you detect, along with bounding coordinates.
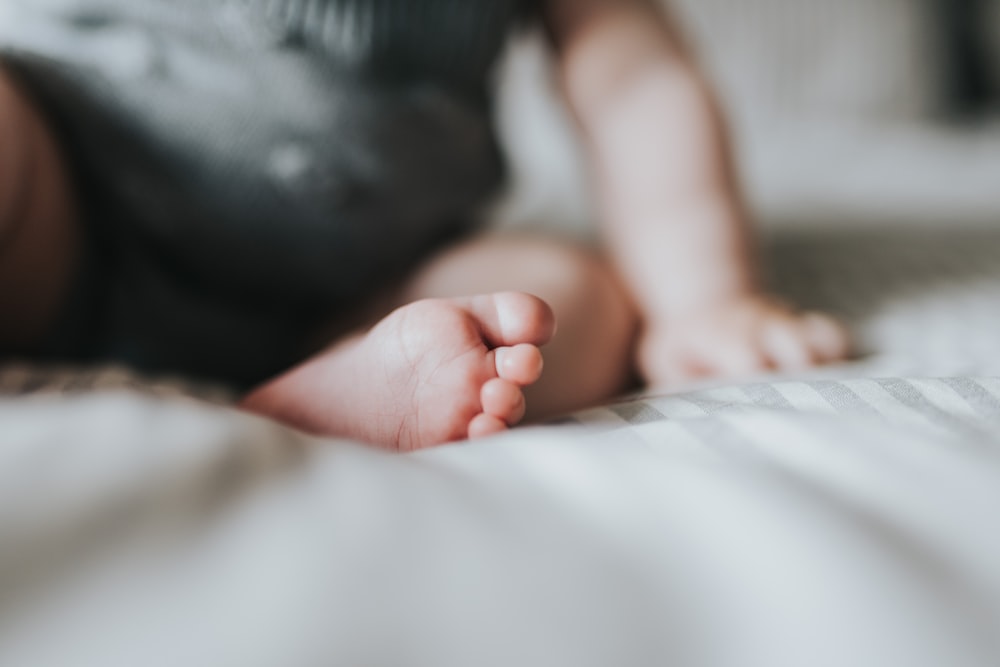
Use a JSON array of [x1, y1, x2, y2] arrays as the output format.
[[1, 223, 1000, 666]]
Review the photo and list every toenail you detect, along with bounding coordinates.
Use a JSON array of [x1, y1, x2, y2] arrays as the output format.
[[495, 348, 509, 374]]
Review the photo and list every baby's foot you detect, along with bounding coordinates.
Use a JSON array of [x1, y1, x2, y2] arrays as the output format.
[[241, 292, 556, 451]]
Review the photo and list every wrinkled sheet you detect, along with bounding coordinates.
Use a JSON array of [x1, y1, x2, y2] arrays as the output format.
[[1, 378, 1000, 667]]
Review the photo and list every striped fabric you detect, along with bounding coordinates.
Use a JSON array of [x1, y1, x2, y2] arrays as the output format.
[[0, 0, 528, 88], [1, 375, 999, 665], [572, 377, 1000, 446], [240, 0, 529, 85]]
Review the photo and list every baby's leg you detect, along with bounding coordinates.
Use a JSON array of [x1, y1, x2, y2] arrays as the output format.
[[243, 237, 638, 449], [0, 67, 79, 351]]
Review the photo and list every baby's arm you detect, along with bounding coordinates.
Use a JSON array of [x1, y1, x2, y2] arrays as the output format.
[[542, 0, 848, 387]]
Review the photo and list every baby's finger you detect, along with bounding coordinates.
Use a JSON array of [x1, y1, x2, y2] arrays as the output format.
[[801, 313, 851, 363], [640, 345, 706, 392], [761, 317, 814, 370], [666, 354, 716, 391], [698, 330, 771, 378]]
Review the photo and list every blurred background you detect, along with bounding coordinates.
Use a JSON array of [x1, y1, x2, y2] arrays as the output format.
[[493, 0, 1000, 234]]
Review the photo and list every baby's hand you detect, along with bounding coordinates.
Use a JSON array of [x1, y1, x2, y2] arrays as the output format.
[[637, 296, 850, 391]]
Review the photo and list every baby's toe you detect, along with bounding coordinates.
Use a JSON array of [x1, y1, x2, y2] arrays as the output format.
[[481, 378, 526, 425], [464, 292, 556, 348], [494, 344, 544, 386], [468, 413, 508, 439]]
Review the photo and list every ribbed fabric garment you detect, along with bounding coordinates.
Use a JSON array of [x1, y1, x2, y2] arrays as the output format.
[[0, 0, 535, 386], [247, 0, 535, 86]]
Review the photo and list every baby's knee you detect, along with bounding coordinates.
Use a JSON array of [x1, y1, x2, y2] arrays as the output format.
[[493, 239, 637, 354], [531, 241, 628, 311]]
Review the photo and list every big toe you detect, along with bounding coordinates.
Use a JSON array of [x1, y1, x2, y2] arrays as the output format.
[[463, 292, 556, 348]]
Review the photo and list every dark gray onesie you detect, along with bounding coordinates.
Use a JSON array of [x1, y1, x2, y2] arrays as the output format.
[[0, 0, 534, 386]]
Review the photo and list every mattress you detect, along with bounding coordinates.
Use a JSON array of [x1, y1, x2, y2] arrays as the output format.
[[2, 222, 1000, 666]]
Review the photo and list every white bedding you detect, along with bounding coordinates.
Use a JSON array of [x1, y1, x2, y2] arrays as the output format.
[[2, 224, 1000, 666]]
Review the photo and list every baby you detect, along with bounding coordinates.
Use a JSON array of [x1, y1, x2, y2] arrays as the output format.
[[0, 0, 848, 450]]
